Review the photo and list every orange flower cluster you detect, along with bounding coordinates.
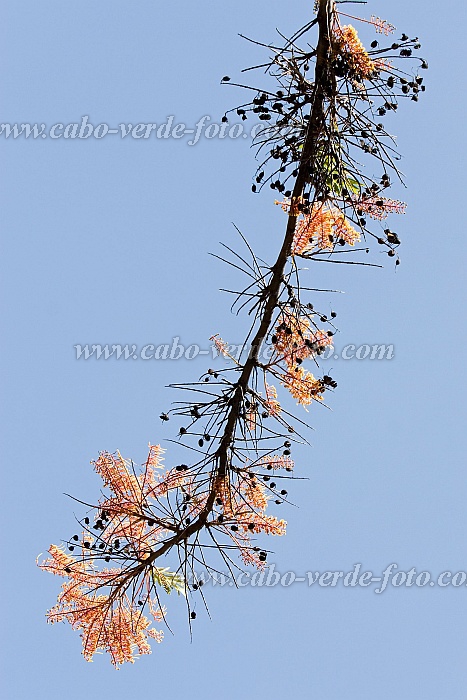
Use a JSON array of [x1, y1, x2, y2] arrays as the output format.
[[245, 404, 258, 431], [355, 195, 407, 221], [275, 197, 302, 216], [274, 312, 333, 367], [94, 450, 142, 503], [260, 454, 295, 471], [38, 445, 197, 666], [247, 512, 287, 536], [94, 445, 166, 501], [91, 447, 179, 559], [214, 474, 234, 516], [334, 25, 376, 80], [332, 208, 362, 245], [38, 545, 164, 668], [265, 383, 281, 417], [213, 472, 287, 567], [292, 203, 360, 254], [242, 477, 269, 511], [41, 440, 290, 664], [281, 367, 324, 406], [271, 311, 332, 406], [370, 15, 396, 36]]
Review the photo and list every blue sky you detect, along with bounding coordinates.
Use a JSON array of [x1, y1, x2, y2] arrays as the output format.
[[1, 1, 466, 697]]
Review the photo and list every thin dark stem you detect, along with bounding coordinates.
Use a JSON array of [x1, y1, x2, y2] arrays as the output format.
[[144, 0, 334, 568]]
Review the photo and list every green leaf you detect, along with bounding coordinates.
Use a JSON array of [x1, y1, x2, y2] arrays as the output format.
[[151, 567, 186, 596]]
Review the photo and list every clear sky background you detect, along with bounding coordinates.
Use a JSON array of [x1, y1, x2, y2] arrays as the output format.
[[1, 1, 466, 697]]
